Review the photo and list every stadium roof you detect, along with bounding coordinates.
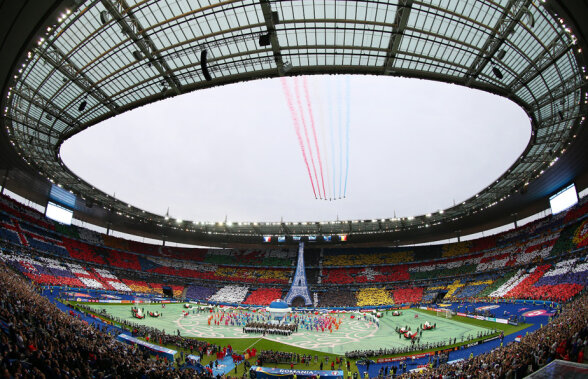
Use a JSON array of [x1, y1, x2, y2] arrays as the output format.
[[1, 0, 587, 247]]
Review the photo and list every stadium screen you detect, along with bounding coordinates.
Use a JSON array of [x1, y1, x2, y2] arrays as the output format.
[[49, 184, 76, 208], [549, 183, 578, 214], [45, 201, 73, 225]]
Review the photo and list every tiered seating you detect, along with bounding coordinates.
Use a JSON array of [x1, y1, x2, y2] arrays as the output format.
[[104, 250, 141, 271], [476, 248, 517, 272], [26, 235, 69, 257], [214, 266, 291, 284], [0, 212, 13, 225], [2, 192, 588, 306], [19, 221, 62, 242], [63, 238, 107, 265], [93, 268, 131, 292], [323, 249, 414, 266], [53, 222, 79, 239], [504, 264, 552, 298], [149, 282, 165, 295], [0, 226, 21, 245], [443, 280, 464, 298], [489, 269, 527, 298], [243, 288, 283, 305], [306, 268, 320, 284], [70, 265, 107, 289], [77, 227, 103, 245], [392, 287, 423, 304], [527, 258, 588, 301], [148, 264, 216, 281], [356, 287, 394, 306], [0, 196, 53, 230], [171, 284, 184, 297], [161, 246, 208, 261], [563, 198, 588, 223], [322, 268, 354, 284], [451, 280, 492, 299], [148, 283, 183, 297], [421, 290, 440, 303], [304, 249, 321, 266], [551, 222, 582, 257], [1, 252, 85, 288], [121, 279, 152, 294], [322, 266, 410, 284], [103, 235, 130, 251], [441, 242, 471, 258], [318, 290, 357, 307], [409, 254, 480, 280], [204, 248, 295, 267], [185, 285, 217, 300], [572, 219, 588, 249], [512, 234, 558, 265], [477, 271, 516, 297], [127, 240, 162, 257], [469, 234, 497, 252], [208, 285, 249, 303]]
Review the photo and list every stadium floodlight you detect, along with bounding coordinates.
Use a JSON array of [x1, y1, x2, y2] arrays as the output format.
[[78, 99, 87, 112], [99, 11, 110, 25], [492, 66, 503, 80], [496, 49, 506, 60]]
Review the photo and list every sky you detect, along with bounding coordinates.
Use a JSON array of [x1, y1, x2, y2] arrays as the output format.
[[60, 75, 531, 224]]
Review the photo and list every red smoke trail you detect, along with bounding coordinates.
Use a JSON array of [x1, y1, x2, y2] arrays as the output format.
[[280, 78, 318, 199], [302, 76, 327, 200], [293, 77, 322, 199]]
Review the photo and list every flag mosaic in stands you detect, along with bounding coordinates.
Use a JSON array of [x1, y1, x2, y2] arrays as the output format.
[[0, 1, 587, 378]]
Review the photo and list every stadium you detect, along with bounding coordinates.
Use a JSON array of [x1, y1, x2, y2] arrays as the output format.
[[1, 0, 588, 378]]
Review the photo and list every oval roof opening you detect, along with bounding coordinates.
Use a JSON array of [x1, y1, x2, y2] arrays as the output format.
[[61, 75, 530, 223]]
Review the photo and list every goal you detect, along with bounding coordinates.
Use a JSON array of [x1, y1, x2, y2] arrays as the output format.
[[435, 308, 453, 319]]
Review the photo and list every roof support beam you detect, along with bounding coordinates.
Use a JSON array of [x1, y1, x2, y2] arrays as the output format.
[[465, 0, 532, 85], [35, 45, 119, 114], [507, 33, 572, 94], [7, 108, 53, 138], [529, 72, 584, 111], [259, 0, 286, 75], [384, 0, 413, 74], [100, 0, 182, 94], [12, 82, 81, 131]]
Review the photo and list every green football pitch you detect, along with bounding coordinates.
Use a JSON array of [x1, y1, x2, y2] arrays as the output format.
[[85, 303, 492, 355]]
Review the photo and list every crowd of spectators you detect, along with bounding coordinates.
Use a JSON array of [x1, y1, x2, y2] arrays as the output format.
[[0, 263, 208, 378], [318, 290, 357, 307], [344, 330, 489, 361], [399, 292, 588, 378], [356, 287, 395, 306], [242, 288, 283, 305]]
